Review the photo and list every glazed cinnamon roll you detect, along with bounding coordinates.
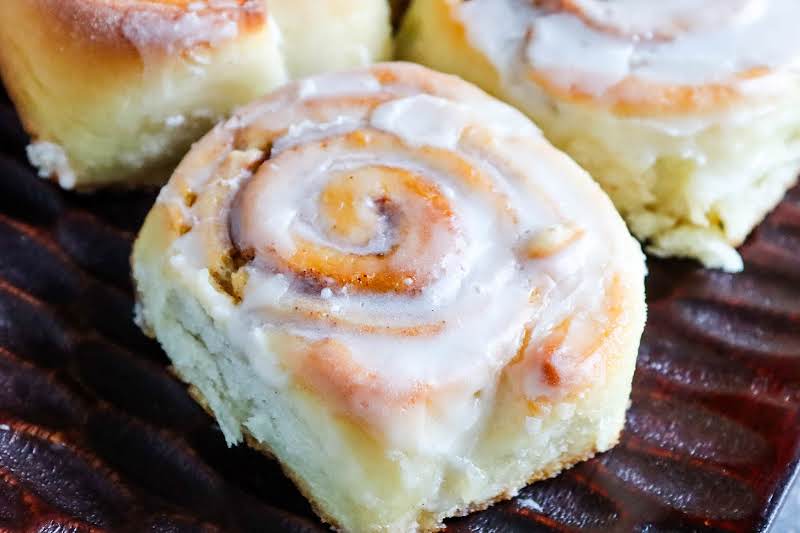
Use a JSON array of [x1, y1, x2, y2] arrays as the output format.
[[398, 0, 800, 271], [0, 0, 391, 189], [132, 63, 646, 532]]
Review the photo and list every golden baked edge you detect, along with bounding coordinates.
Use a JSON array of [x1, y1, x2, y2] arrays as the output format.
[[184, 384, 609, 532]]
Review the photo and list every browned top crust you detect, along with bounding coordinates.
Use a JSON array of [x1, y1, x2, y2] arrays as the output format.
[[32, 0, 267, 52]]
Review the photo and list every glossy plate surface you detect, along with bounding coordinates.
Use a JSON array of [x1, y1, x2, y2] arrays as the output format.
[[0, 85, 799, 532]]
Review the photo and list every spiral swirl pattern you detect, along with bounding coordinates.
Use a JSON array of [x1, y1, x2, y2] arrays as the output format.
[[145, 63, 645, 446], [542, 0, 762, 40], [453, 0, 800, 115]]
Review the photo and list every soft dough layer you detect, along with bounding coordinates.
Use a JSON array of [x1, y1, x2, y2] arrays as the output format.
[[0, 0, 391, 189], [133, 63, 646, 532], [397, 0, 800, 271]]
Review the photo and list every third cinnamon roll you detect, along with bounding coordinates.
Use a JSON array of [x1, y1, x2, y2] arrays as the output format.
[[398, 0, 800, 271]]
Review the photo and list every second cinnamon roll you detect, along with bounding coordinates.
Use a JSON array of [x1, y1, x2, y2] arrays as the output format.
[[132, 62, 646, 532], [398, 0, 800, 271], [0, 0, 392, 189]]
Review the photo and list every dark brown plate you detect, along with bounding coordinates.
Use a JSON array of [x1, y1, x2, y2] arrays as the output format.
[[1, 84, 799, 533]]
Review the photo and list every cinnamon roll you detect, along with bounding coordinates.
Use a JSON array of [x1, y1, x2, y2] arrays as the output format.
[[398, 0, 800, 271], [132, 63, 646, 532], [0, 0, 391, 190]]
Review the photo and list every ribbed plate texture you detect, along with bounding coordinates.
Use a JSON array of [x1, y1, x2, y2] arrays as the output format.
[[1, 83, 799, 532]]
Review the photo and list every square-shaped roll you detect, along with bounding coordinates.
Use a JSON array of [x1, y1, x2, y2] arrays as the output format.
[[133, 63, 646, 532], [0, 0, 391, 189], [398, 0, 800, 272]]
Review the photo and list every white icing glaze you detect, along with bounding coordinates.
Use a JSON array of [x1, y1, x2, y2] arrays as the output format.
[[459, 0, 800, 100], [50, 0, 263, 56], [121, 9, 239, 54], [370, 93, 540, 149], [561, 0, 766, 39], [297, 71, 383, 99], [371, 94, 470, 150], [157, 64, 644, 452]]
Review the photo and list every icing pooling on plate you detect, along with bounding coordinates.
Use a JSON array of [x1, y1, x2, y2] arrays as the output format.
[[156, 64, 644, 450], [459, 0, 800, 103]]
